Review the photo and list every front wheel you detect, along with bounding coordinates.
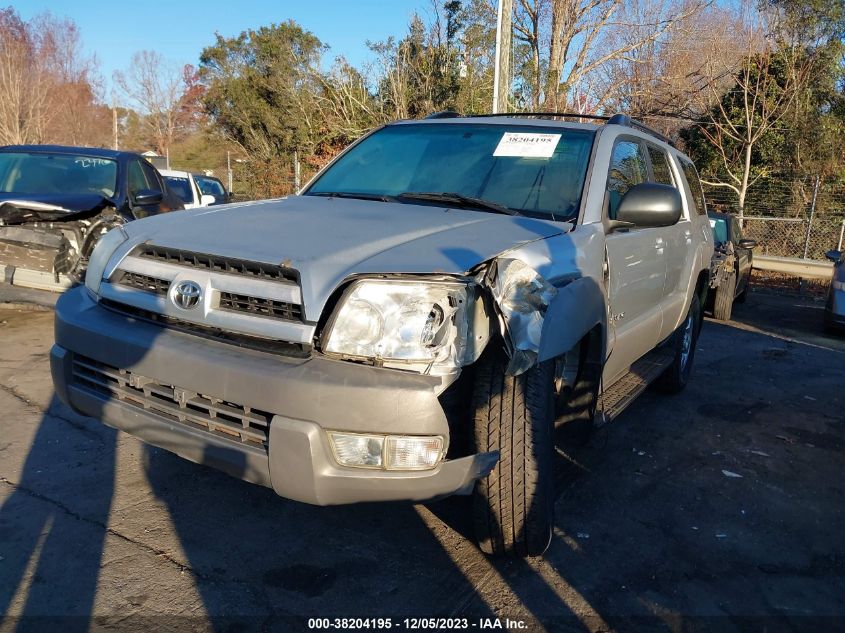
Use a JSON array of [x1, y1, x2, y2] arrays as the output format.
[[655, 296, 700, 394], [712, 272, 736, 320], [472, 351, 555, 558]]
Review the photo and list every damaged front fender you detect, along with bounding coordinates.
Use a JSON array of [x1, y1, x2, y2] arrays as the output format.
[[486, 258, 557, 375]]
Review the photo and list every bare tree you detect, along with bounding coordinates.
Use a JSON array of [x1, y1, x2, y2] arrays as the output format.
[[543, 0, 708, 110], [0, 9, 54, 144], [114, 51, 190, 155], [692, 5, 811, 214]]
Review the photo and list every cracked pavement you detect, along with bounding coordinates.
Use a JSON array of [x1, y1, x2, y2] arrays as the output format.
[[0, 288, 844, 632]]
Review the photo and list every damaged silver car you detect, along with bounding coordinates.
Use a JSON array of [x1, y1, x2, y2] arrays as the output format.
[[51, 113, 713, 557], [0, 145, 184, 289]]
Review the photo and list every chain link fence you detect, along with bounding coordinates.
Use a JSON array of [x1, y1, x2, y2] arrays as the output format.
[[704, 175, 845, 260]]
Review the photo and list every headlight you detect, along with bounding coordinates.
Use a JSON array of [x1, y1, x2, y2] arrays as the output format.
[[84, 226, 129, 296], [324, 279, 473, 373], [328, 431, 444, 470]]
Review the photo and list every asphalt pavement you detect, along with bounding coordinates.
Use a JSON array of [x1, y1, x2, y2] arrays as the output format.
[[0, 285, 843, 632]]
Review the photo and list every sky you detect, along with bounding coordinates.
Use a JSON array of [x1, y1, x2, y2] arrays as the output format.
[[16, 0, 427, 92]]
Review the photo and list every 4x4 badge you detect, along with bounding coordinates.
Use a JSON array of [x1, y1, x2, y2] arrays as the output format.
[[172, 280, 202, 310]]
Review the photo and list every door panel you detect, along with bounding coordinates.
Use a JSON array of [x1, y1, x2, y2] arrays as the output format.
[[604, 228, 667, 382], [602, 138, 666, 383]]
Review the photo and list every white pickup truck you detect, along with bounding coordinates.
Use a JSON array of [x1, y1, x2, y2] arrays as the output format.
[[51, 113, 713, 557]]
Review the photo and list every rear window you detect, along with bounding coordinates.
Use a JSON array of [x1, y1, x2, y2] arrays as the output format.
[[0, 152, 117, 198], [196, 176, 225, 196], [163, 176, 194, 204]]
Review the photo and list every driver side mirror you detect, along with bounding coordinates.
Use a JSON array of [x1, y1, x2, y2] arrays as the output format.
[[738, 238, 757, 250], [200, 194, 216, 207], [611, 182, 683, 231], [826, 249, 842, 263], [134, 189, 163, 206]]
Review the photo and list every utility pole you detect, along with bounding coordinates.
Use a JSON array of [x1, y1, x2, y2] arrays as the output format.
[[227, 151, 233, 195], [492, 0, 512, 114], [111, 91, 118, 150]]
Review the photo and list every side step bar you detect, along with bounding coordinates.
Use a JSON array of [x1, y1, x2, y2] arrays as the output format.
[[597, 348, 674, 423]]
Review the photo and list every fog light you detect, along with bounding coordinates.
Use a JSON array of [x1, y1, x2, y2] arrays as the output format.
[[328, 432, 384, 468], [386, 436, 444, 470]]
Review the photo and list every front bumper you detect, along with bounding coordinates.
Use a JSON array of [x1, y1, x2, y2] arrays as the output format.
[[52, 287, 497, 505]]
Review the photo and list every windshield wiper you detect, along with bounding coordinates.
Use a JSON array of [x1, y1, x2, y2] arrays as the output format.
[[309, 191, 399, 203], [398, 192, 520, 216]]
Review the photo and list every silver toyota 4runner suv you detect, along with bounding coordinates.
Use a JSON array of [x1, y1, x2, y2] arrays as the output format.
[[51, 113, 713, 557]]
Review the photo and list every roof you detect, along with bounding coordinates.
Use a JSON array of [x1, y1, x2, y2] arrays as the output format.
[[0, 144, 138, 160], [159, 169, 193, 178]]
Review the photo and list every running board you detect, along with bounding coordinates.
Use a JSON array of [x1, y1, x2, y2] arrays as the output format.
[[597, 348, 674, 423]]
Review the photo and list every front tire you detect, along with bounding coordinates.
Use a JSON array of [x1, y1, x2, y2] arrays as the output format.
[[713, 272, 736, 320], [472, 351, 555, 558]]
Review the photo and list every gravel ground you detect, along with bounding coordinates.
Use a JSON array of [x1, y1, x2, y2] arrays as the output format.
[[0, 284, 843, 632]]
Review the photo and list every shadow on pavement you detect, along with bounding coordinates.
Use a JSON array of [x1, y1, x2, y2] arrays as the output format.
[[0, 395, 116, 633]]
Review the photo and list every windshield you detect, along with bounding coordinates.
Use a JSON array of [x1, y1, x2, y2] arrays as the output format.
[[305, 123, 594, 219], [196, 176, 225, 196], [0, 152, 117, 198], [163, 176, 194, 204], [709, 216, 729, 245]]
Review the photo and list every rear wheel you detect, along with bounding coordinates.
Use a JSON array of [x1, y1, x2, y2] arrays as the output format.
[[713, 272, 736, 320], [655, 296, 700, 394], [472, 351, 555, 558]]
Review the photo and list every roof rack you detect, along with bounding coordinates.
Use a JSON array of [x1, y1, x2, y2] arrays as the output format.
[[425, 111, 462, 119], [425, 110, 675, 147]]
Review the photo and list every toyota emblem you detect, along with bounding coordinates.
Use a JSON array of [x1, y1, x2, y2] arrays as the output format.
[[172, 280, 202, 310]]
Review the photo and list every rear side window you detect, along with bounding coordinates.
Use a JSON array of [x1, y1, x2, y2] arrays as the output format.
[[607, 140, 648, 219], [647, 145, 673, 185], [680, 158, 707, 215]]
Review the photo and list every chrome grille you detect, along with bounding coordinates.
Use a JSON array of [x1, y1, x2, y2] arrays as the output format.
[[136, 244, 298, 283], [71, 355, 272, 451], [117, 271, 169, 296], [218, 291, 302, 321]]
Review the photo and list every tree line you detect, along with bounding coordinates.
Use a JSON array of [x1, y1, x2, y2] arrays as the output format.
[[1, 0, 842, 212]]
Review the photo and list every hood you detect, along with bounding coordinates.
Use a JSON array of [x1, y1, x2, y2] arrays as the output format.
[[124, 195, 568, 319], [0, 193, 111, 224]]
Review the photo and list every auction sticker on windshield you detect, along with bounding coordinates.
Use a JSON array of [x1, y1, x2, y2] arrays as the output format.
[[493, 132, 561, 158]]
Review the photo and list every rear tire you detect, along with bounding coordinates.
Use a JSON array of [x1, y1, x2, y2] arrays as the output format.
[[713, 272, 736, 320], [472, 351, 555, 558], [655, 296, 700, 394]]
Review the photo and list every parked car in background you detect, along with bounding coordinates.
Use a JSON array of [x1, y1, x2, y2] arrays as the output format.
[[52, 112, 713, 558], [0, 145, 184, 289], [159, 169, 215, 209], [193, 173, 232, 205], [707, 211, 757, 320], [824, 249, 845, 331]]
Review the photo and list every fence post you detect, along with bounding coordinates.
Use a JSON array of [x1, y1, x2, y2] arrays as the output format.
[[839, 220, 844, 252], [802, 175, 820, 259]]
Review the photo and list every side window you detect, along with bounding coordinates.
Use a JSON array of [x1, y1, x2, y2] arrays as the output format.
[[127, 160, 148, 197], [731, 217, 742, 242], [647, 145, 674, 185], [141, 161, 163, 192], [607, 140, 648, 219], [680, 159, 707, 215]]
